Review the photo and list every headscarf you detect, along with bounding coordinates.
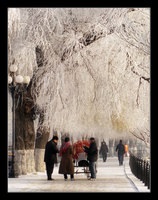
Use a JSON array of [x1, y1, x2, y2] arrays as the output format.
[[59, 141, 71, 156]]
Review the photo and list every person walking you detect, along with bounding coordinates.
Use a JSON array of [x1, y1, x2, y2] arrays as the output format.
[[115, 139, 125, 166], [44, 135, 59, 180], [83, 137, 98, 181], [124, 144, 129, 157], [58, 137, 75, 181], [99, 140, 109, 162]]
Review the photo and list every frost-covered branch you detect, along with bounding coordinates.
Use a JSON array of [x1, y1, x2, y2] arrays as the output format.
[[8, 8, 150, 139], [130, 128, 150, 147]]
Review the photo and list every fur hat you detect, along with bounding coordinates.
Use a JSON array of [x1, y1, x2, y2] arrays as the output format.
[[52, 135, 59, 140]]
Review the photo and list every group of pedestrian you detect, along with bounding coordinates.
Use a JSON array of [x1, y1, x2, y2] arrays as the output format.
[[99, 139, 128, 166], [44, 136, 98, 181], [44, 135, 128, 181]]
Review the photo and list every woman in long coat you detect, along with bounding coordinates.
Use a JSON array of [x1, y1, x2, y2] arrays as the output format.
[[58, 137, 74, 181], [99, 140, 108, 162]]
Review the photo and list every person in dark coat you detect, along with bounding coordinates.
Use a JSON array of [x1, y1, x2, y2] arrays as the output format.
[[83, 137, 98, 180], [99, 140, 109, 162], [44, 135, 59, 180], [115, 139, 125, 166], [58, 137, 75, 181]]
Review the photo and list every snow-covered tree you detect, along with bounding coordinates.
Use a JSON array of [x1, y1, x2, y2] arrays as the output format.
[[8, 8, 150, 174]]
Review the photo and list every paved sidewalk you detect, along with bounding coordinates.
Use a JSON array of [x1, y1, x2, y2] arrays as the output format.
[[8, 157, 150, 193]]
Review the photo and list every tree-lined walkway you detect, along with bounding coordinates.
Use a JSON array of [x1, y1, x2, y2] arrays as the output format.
[[8, 157, 150, 193]]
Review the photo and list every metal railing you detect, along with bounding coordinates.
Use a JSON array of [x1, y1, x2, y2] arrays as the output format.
[[129, 151, 150, 189]]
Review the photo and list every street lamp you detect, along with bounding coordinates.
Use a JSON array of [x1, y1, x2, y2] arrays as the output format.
[[8, 65, 30, 178]]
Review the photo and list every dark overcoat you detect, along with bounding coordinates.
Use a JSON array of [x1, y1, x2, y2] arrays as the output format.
[[84, 142, 98, 162], [116, 143, 125, 156], [44, 140, 59, 164], [99, 143, 108, 155]]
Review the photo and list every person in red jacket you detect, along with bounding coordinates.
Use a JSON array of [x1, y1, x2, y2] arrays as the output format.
[[58, 137, 75, 181]]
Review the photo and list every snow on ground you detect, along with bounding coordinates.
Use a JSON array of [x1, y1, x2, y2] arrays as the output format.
[[8, 157, 150, 193]]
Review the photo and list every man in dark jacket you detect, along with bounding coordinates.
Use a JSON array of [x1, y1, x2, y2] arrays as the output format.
[[115, 139, 125, 166], [83, 137, 98, 180], [44, 135, 59, 180]]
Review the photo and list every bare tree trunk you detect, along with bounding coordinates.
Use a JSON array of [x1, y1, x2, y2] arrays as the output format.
[[14, 88, 36, 175], [34, 122, 50, 172]]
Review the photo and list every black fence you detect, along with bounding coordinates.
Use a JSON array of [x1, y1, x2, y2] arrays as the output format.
[[129, 151, 150, 189]]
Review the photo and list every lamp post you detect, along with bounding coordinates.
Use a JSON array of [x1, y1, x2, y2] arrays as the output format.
[[8, 65, 30, 178]]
